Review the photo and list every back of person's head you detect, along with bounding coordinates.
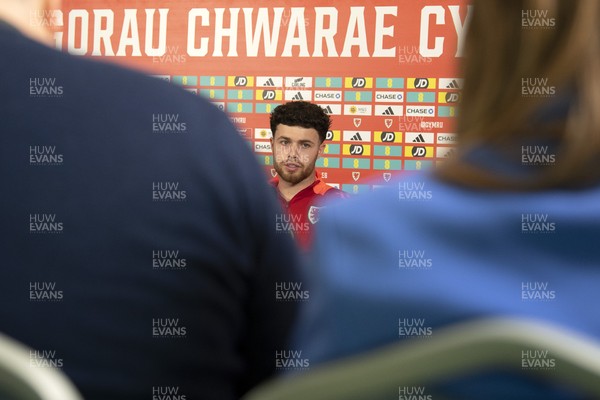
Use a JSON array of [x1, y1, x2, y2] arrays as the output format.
[[269, 101, 331, 143], [0, 0, 60, 45], [438, 0, 600, 190]]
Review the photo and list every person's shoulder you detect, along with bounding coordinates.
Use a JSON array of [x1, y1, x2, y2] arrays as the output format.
[[70, 52, 207, 108], [318, 172, 452, 222], [320, 185, 350, 199]]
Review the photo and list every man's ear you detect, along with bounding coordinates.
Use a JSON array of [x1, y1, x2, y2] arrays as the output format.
[[318, 142, 326, 157]]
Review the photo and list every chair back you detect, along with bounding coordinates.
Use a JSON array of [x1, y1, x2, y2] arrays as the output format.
[[0, 332, 82, 400], [244, 318, 600, 400]]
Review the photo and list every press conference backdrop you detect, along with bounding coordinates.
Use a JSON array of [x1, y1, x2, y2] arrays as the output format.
[[54, 0, 469, 193]]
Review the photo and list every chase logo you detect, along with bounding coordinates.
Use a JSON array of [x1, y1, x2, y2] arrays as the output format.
[[344, 77, 373, 88], [436, 133, 457, 143], [406, 105, 435, 116], [152, 75, 170, 82], [375, 91, 404, 102], [315, 91, 342, 101], [254, 142, 272, 153], [407, 78, 437, 89]]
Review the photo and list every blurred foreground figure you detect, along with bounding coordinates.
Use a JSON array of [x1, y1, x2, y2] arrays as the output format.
[[294, 1, 600, 398], [0, 0, 300, 399]]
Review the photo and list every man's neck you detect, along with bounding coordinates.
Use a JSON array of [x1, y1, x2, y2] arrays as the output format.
[[277, 174, 317, 202]]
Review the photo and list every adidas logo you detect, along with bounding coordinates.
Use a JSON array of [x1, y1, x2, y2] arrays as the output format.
[[412, 134, 425, 143], [350, 132, 363, 141], [263, 78, 275, 86], [292, 92, 304, 100], [446, 80, 459, 89], [444, 149, 456, 158], [382, 107, 395, 115], [322, 105, 333, 114]]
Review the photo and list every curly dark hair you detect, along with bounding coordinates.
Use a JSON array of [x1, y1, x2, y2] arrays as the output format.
[[269, 101, 331, 143]]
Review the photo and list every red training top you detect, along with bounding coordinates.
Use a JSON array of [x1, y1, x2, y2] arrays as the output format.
[[271, 173, 349, 251]]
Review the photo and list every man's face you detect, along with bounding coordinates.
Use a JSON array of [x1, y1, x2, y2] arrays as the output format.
[[271, 124, 324, 185]]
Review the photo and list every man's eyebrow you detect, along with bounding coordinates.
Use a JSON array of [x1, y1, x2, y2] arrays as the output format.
[[276, 136, 315, 144]]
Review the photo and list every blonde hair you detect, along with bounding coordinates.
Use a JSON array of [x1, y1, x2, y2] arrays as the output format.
[[437, 0, 600, 190]]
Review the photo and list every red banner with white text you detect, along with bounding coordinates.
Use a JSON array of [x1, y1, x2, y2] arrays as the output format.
[[55, 0, 470, 192]]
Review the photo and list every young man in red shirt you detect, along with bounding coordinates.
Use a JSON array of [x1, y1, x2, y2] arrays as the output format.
[[270, 101, 348, 251]]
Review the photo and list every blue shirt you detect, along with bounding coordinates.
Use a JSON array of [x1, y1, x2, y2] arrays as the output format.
[[294, 171, 600, 398]]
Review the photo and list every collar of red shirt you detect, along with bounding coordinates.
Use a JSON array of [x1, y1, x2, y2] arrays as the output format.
[[270, 172, 333, 202]]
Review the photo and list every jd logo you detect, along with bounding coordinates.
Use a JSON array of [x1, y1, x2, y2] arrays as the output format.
[[381, 132, 396, 142], [262, 90, 276, 100], [352, 77, 366, 88], [414, 78, 429, 88], [411, 146, 426, 157], [445, 92, 460, 103], [234, 76, 248, 86], [349, 145, 363, 155]]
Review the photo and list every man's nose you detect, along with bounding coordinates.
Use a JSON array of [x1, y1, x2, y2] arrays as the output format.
[[285, 143, 300, 156]]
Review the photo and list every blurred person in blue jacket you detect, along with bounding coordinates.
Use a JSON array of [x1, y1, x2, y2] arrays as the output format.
[[0, 0, 300, 399], [293, 1, 600, 398]]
